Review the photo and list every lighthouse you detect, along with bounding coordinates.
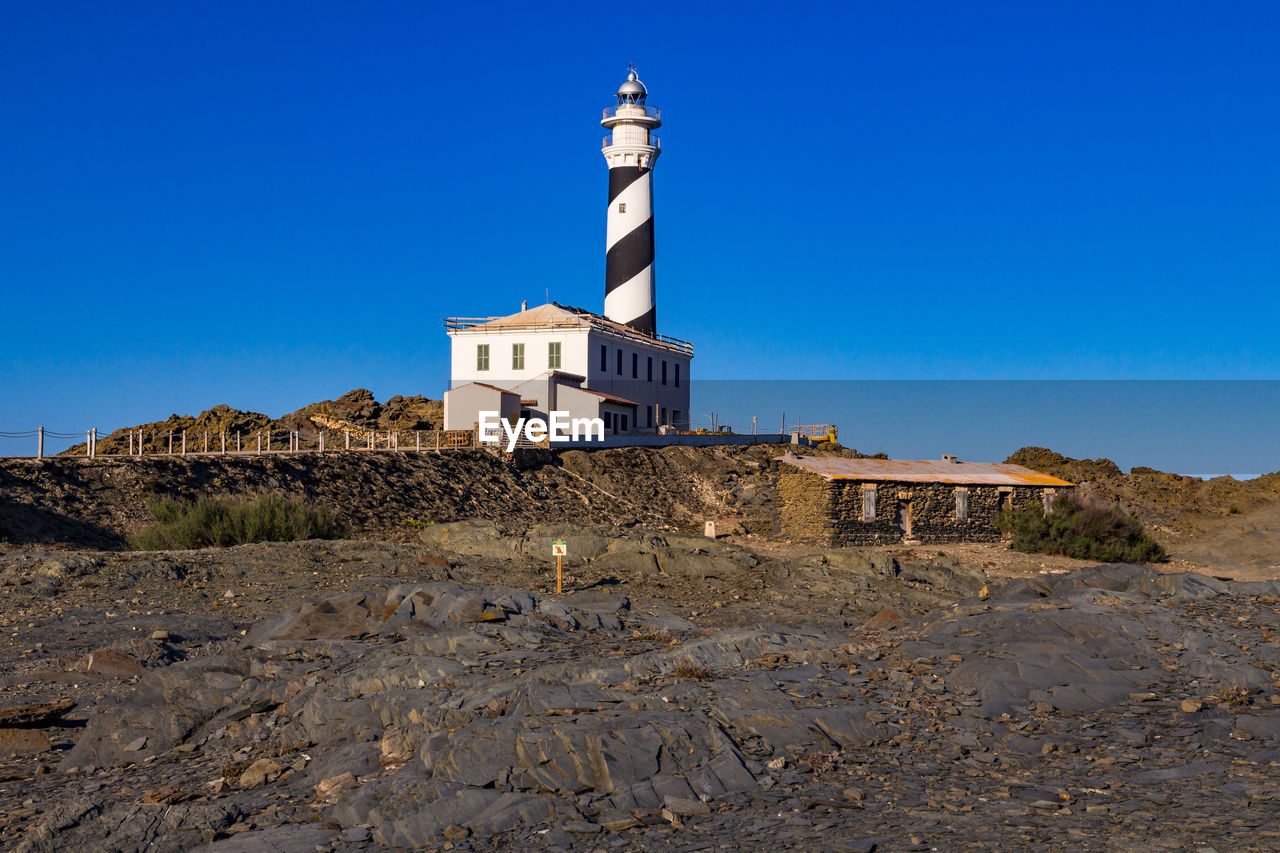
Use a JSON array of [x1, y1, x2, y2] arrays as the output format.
[[443, 67, 693, 435], [601, 67, 661, 337]]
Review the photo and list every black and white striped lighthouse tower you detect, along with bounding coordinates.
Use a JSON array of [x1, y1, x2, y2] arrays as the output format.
[[601, 67, 661, 337]]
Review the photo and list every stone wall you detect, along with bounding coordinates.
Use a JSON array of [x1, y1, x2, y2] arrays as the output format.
[[778, 467, 1066, 546], [777, 467, 830, 542]]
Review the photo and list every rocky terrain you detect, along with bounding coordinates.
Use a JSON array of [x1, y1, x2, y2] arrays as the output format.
[[1, 524, 1278, 851], [0, 445, 785, 550], [58, 390, 443, 458], [1007, 448, 1280, 576]]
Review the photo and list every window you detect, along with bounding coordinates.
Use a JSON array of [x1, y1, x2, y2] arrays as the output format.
[[955, 488, 969, 521], [674, 363, 681, 388], [661, 360, 668, 385], [1043, 489, 1057, 513], [620, 414, 628, 432], [862, 485, 877, 521], [647, 356, 653, 382], [548, 341, 561, 370], [660, 406, 667, 424], [600, 344, 607, 372], [616, 348, 623, 375], [631, 352, 638, 378], [511, 343, 524, 371], [646, 405, 653, 428], [476, 344, 490, 371], [672, 410, 681, 427], [618, 202, 626, 213]]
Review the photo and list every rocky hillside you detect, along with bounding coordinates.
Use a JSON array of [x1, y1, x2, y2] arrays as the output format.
[[0, 445, 783, 550], [60, 389, 442, 457], [1006, 447, 1280, 574]]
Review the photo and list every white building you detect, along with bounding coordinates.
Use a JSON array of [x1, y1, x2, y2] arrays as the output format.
[[443, 303, 692, 434], [443, 68, 693, 437]]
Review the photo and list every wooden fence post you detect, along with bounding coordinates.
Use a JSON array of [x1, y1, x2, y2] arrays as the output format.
[[203, 432, 208, 453], [436, 430, 441, 452], [319, 431, 325, 453], [139, 430, 144, 457], [129, 431, 134, 455], [368, 431, 373, 450], [257, 433, 262, 454], [416, 430, 421, 452], [37, 427, 44, 459], [236, 432, 241, 453], [182, 430, 187, 455], [266, 432, 271, 453], [221, 432, 226, 454], [168, 431, 173, 455], [85, 429, 92, 458], [345, 430, 350, 450]]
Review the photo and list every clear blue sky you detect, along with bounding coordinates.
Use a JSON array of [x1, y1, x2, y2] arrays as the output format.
[[2, 2, 1278, 465]]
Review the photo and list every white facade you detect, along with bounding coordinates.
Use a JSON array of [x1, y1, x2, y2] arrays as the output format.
[[444, 304, 691, 434]]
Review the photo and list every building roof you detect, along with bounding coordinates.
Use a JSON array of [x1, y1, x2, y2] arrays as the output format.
[[444, 302, 694, 356], [778, 453, 1074, 486], [574, 387, 639, 408], [460, 382, 520, 396]]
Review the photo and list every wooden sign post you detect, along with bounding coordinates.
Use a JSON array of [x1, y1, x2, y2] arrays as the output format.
[[552, 539, 567, 594]]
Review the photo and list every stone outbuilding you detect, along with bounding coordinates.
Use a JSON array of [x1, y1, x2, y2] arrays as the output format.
[[777, 453, 1074, 546]]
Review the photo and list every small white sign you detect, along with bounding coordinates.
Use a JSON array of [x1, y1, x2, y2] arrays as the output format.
[[551, 540, 567, 557]]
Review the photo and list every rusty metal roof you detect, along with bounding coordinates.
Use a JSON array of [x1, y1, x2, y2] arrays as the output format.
[[778, 453, 1073, 486]]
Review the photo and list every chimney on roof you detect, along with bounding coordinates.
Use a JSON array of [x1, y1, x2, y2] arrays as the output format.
[[942, 454, 959, 464], [521, 300, 528, 311]]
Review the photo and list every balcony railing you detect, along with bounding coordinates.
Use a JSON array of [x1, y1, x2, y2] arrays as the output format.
[[602, 134, 660, 148], [602, 105, 661, 120]]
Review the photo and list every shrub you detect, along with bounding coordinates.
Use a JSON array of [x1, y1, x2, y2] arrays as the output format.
[[129, 495, 344, 551], [998, 494, 1167, 563]]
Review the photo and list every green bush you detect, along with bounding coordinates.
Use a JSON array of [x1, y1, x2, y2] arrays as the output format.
[[129, 495, 344, 551], [998, 494, 1167, 563]]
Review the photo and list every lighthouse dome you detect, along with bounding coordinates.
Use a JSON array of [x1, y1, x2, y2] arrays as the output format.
[[616, 68, 647, 100]]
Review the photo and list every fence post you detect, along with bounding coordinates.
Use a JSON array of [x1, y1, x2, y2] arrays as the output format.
[[139, 430, 144, 457], [37, 427, 44, 459], [319, 431, 325, 453], [266, 431, 271, 453], [436, 430, 441, 452], [182, 430, 187, 455], [129, 431, 134, 455], [416, 430, 421, 452], [221, 432, 226, 454], [257, 433, 262, 454], [203, 432, 208, 453], [86, 430, 92, 458], [345, 430, 350, 450], [368, 431, 373, 450]]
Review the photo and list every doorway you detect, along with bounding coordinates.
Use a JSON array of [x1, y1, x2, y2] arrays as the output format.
[[896, 500, 912, 539]]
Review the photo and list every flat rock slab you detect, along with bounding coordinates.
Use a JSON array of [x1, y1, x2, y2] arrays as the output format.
[[0, 698, 75, 727], [0, 727, 51, 755], [86, 648, 144, 678]]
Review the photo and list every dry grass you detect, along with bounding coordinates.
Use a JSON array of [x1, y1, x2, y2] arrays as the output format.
[[670, 658, 713, 680], [1212, 683, 1251, 706], [631, 627, 678, 644], [803, 750, 840, 775]]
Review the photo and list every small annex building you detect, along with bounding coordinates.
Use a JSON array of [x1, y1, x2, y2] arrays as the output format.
[[777, 453, 1074, 546]]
